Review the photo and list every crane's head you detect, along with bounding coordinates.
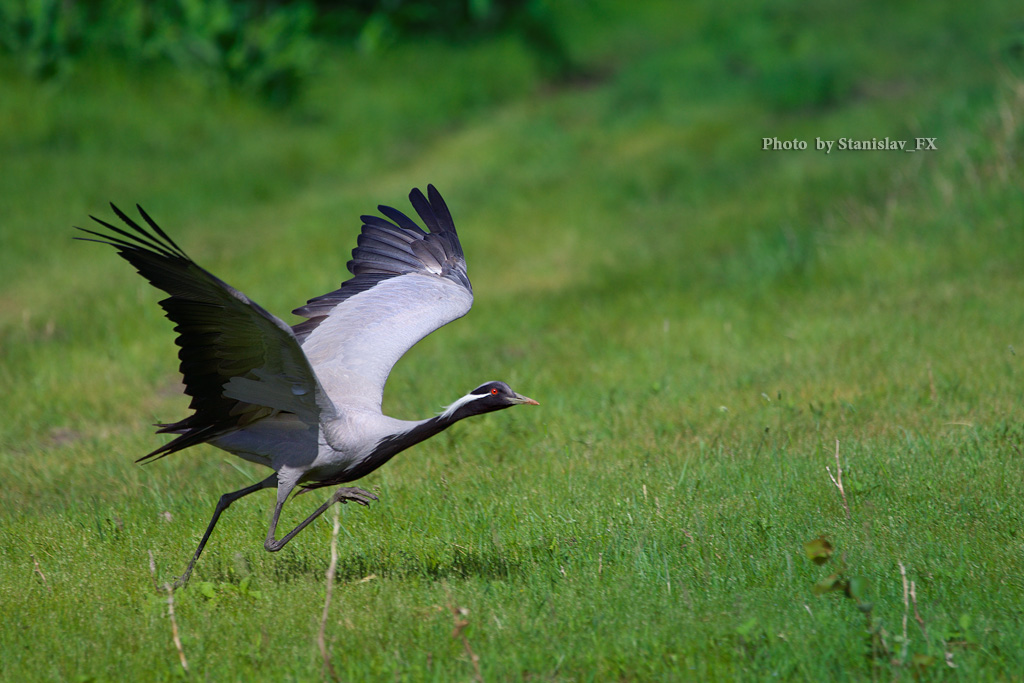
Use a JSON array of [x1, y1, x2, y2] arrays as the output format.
[[441, 381, 539, 421]]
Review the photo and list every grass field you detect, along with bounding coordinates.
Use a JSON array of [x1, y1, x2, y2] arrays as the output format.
[[2, 1, 1024, 679]]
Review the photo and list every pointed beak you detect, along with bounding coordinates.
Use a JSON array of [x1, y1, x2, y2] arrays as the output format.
[[511, 393, 540, 406]]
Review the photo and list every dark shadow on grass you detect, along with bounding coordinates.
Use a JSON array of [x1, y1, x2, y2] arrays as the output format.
[[265, 545, 529, 584]]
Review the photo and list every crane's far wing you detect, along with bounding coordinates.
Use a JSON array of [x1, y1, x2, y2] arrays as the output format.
[[292, 185, 473, 412], [77, 205, 334, 461]]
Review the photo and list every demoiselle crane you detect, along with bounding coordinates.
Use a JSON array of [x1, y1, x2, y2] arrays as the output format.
[[77, 185, 538, 587]]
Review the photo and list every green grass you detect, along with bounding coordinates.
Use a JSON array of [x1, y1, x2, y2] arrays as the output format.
[[3, 0, 1024, 679]]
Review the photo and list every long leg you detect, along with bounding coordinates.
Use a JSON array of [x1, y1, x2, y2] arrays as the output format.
[[264, 486, 378, 552], [174, 473, 278, 588]]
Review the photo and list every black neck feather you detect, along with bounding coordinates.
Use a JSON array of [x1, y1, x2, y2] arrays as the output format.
[[301, 397, 509, 491], [328, 411, 466, 485]]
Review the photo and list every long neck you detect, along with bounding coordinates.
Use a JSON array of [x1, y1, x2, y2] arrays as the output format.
[[385, 411, 464, 454], [340, 410, 469, 483]]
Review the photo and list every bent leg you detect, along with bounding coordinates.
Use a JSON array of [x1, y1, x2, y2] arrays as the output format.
[[265, 486, 378, 552], [175, 473, 278, 588]]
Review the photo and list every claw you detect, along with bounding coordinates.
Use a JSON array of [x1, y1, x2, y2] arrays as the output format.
[[335, 486, 378, 506]]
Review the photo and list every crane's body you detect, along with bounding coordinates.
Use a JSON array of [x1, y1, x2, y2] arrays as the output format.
[[77, 186, 537, 587]]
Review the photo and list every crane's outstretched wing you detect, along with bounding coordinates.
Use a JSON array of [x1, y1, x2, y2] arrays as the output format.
[[292, 185, 473, 413], [77, 206, 334, 461]]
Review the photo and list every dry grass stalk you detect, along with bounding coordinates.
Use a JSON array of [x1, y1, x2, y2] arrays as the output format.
[[899, 561, 910, 663], [318, 506, 342, 682], [826, 439, 852, 520], [450, 604, 483, 683], [148, 550, 189, 672], [147, 550, 158, 590], [165, 583, 189, 672], [30, 554, 48, 588]]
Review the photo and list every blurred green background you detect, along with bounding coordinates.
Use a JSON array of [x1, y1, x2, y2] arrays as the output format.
[[2, 0, 1024, 680]]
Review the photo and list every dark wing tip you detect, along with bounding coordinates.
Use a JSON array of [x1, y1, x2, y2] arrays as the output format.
[[408, 186, 438, 233], [406, 184, 457, 234], [290, 184, 470, 343], [425, 185, 455, 232], [78, 204, 190, 261]]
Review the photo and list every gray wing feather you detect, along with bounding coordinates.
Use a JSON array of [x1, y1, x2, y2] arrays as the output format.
[[292, 185, 473, 412], [301, 274, 473, 412]]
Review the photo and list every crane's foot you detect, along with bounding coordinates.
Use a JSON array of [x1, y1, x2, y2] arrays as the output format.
[[333, 486, 378, 506], [173, 569, 192, 590], [262, 486, 379, 553], [173, 556, 202, 589]]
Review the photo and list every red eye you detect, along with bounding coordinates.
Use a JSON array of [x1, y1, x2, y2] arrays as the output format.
[[490, 388, 499, 395]]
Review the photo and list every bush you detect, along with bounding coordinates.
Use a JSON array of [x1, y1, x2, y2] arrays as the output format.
[[0, 0, 84, 79], [0, 0, 574, 103], [154, 0, 316, 105], [331, 0, 575, 80], [0, 0, 317, 104]]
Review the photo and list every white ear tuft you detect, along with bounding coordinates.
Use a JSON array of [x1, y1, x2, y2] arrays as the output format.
[[439, 392, 487, 419]]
